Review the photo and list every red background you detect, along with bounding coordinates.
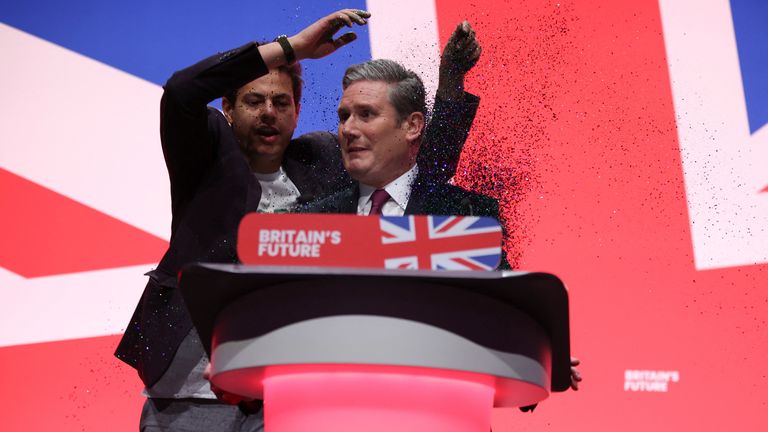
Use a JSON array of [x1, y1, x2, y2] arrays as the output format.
[[444, 1, 768, 430]]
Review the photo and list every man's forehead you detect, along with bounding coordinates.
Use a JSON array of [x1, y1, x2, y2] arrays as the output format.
[[339, 80, 391, 105], [241, 71, 293, 96]]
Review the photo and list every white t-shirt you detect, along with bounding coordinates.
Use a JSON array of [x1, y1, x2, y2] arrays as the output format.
[[253, 166, 301, 213], [145, 166, 301, 399]]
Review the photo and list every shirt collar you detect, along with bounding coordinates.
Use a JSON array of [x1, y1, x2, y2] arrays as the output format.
[[358, 164, 418, 212], [252, 166, 284, 182]]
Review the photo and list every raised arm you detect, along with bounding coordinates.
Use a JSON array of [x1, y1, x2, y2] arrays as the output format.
[[418, 21, 482, 184], [160, 42, 270, 217], [159, 9, 370, 220]]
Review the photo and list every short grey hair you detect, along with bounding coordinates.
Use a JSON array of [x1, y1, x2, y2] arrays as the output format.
[[342, 59, 426, 123]]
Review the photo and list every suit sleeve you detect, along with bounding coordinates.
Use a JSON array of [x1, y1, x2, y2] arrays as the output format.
[[159, 42, 269, 224], [417, 92, 480, 185]]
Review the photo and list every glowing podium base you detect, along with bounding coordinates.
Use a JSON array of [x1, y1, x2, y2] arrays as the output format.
[[180, 264, 571, 432], [262, 365, 496, 432]]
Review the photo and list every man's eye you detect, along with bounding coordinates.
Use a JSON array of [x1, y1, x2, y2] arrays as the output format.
[[360, 110, 372, 119], [338, 112, 349, 122]]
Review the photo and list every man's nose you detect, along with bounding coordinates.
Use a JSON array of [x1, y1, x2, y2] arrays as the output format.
[[340, 118, 359, 142], [260, 101, 276, 122]]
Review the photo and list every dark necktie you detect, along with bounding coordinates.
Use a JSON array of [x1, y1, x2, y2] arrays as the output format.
[[368, 189, 391, 215]]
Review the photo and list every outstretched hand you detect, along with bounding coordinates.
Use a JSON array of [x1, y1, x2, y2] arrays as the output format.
[[570, 356, 583, 390], [289, 9, 371, 61], [437, 21, 481, 99]]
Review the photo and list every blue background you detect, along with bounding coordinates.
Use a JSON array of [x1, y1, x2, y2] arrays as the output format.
[[0, 0, 372, 135], [731, 0, 768, 134]]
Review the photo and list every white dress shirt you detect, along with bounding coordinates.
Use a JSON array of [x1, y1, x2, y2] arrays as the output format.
[[357, 165, 418, 216]]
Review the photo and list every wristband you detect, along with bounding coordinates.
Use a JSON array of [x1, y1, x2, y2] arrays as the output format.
[[274, 35, 296, 64]]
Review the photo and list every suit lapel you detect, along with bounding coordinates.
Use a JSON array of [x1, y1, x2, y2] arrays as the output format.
[[405, 178, 433, 215], [404, 187, 423, 215], [283, 158, 313, 197], [244, 173, 263, 213]]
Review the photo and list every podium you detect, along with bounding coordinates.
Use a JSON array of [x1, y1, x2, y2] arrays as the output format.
[[180, 263, 571, 432]]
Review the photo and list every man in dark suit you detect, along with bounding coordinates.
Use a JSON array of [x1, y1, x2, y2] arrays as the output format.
[[303, 56, 500, 227], [302, 58, 584, 414], [114, 8, 485, 432]]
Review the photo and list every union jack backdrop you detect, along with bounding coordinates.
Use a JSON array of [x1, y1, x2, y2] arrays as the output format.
[[1, 0, 767, 431]]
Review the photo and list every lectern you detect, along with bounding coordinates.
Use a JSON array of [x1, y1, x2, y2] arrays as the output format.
[[180, 264, 571, 432]]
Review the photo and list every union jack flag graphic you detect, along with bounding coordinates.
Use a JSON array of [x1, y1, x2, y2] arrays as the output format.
[[378, 216, 502, 270]]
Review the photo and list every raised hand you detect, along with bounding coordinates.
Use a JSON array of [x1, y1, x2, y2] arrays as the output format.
[[289, 9, 371, 61], [437, 21, 482, 99]]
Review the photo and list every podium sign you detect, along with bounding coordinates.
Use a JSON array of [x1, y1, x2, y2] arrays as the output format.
[[238, 213, 503, 270]]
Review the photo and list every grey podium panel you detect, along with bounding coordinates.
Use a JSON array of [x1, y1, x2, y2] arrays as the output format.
[[212, 314, 550, 407], [179, 264, 571, 393]]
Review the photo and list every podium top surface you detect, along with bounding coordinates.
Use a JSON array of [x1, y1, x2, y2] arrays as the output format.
[[179, 264, 572, 392]]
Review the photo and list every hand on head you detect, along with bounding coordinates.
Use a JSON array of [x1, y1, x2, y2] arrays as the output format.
[[289, 9, 371, 61]]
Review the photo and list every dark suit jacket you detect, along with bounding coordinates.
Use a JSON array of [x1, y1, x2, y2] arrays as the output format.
[[114, 42, 480, 386], [302, 172, 510, 270], [302, 175, 497, 217]]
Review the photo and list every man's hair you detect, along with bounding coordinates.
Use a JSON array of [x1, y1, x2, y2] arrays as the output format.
[[223, 61, 304, 107], [342, 59, 426, 123]]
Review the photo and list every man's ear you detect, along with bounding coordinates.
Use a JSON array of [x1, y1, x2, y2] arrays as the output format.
[[404, 112, 425, 160], [222, 96, 234, 124], [404, 111, 425, 142]]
